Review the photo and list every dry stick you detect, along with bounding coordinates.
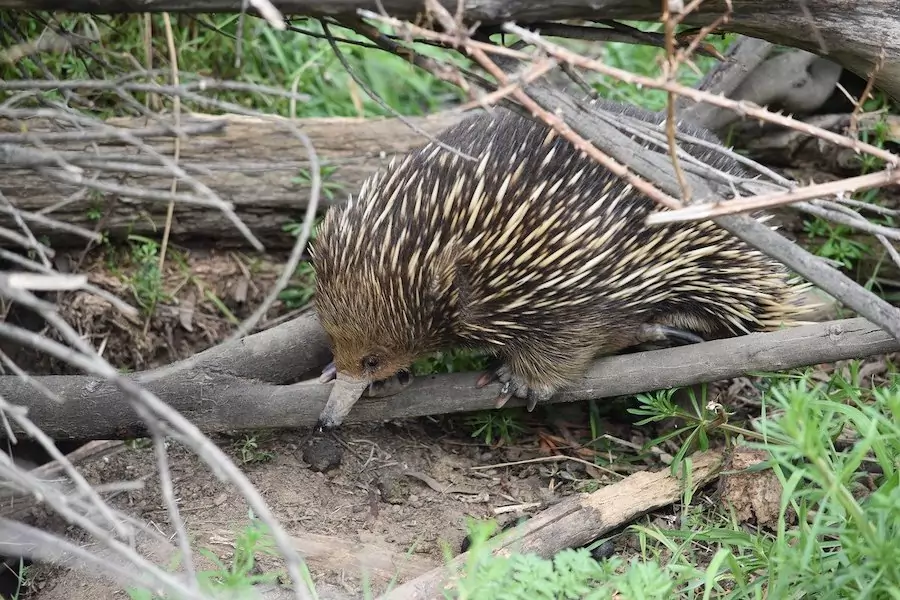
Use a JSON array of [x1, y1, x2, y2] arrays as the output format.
[[0, 223, 54, 258], [421, 3, 683, 211], [0, 248, 138, 316], [149, 418, 198, 593], [0, 440, 126, 518], [156, 11, 181, 276], [0, 518, 204, 600], [0, 395, 128, 539], [479, 20, 721, 58], [675, 35, 775, 128], [797, 201, 900, 242], [0, 78, 313, 106], [2, 106, 264, 251], [0, 117, 225, 144], [219, 113, 322, 345], [814, 201, 900, 271], [646, 168, 900, 224], [358, 10, 897, 166], [661, 0, 710, 202], [848, 50, 884, 138], [0, 192, 54, 269], [0, 450, 208, 600], [0, 203, 102, 242], [379, 450, 725, 600], [149, 11, 183, 343], [591, 103, 900, 244], [322, 19, 476, 162], [4, 317, 898, 440]]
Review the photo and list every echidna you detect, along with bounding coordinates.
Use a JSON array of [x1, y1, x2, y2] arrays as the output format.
[[310, 100, 810, 429]]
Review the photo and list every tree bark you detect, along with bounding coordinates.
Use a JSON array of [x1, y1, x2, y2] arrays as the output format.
[[1, 112, 466, 249], [3, 1, 898, 102], [3, 316, 896, 441]]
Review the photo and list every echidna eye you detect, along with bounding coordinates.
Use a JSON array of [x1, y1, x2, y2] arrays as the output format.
[[362, 355, 380, 370]]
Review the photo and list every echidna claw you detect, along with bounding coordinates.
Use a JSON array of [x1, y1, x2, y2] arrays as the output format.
[[480, 363, 547, 412], [494, 381, 514, 408], [318, 360, 337, 383]]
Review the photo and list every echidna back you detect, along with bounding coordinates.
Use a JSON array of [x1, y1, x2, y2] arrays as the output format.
[[315, 104, 807, 359]]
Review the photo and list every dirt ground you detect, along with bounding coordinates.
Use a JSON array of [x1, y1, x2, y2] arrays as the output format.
[[2, 244, 674, 600]]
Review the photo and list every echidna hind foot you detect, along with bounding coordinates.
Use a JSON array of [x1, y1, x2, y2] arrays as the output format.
[[474, 323, 708, 412], [475, 362, 556, 412]]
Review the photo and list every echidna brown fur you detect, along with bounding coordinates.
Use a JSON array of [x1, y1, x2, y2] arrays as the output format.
[[310, 101, 811, 408]]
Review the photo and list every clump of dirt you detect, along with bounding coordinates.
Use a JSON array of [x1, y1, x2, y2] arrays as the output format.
[[719, 445, 797, 529]]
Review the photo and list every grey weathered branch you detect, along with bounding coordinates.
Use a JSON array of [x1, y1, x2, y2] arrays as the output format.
[[3, 1, 898, 102], [1, 317, 896, 441]]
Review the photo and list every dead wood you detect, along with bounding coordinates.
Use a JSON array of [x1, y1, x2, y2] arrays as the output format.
[[3, 1, 898, 103], [379, 449, 724, 600], [0, 112, 465, 249], [731, 113, 900, 171], [1, 316, 896, 441], [288, 532, 438, 583]]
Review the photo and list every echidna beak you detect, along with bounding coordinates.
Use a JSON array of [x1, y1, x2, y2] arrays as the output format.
[[316, 372, 369, 432]]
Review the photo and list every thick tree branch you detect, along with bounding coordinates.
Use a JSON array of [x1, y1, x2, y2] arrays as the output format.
[[3, 1, 898, 101], [0, 111, 466, 249], [2, 317, 896, 440]]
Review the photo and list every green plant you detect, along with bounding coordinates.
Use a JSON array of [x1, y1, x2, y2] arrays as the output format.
[[278, 261, 317, 309], [465, 410, 526, 446], [234, 434, 276, 464], [802, 218, 871, 271], [447, 367, 900, 599], [291, 163, 345, 203], [127, 516, 290, 599], [122, 235, 173, 315]]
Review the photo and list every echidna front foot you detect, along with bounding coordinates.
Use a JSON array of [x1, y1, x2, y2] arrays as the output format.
[[475, 361, 554, 412]]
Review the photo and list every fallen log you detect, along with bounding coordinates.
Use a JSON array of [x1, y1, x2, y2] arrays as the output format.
[[2, 316, 896, 440], [0, 112, 466, 249]]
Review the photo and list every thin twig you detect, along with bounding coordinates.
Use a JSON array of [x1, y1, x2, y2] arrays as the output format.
[[647, 168, 900, 224], [662, 0, 694, 202], [0, 279, 317, 600], [320, 19, 475, 162]]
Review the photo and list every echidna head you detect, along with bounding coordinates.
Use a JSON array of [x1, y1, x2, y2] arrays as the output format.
[[309, 204, 459, 429]]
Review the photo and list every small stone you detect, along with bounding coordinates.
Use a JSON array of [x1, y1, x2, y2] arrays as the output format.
[[376, 472, 409, 504], [590, 540, 616, 561], [303, 437, 343, 473]]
